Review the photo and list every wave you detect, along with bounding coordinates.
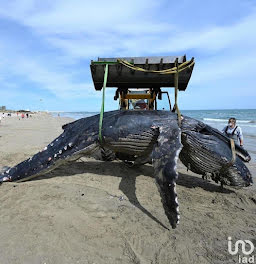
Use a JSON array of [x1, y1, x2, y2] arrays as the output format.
[[203, 118, 227, 122], [243, 132, 256, 138], [203, 118, 256, 123]]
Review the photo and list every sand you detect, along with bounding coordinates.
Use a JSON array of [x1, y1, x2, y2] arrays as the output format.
[[0, 114, 255, 264]]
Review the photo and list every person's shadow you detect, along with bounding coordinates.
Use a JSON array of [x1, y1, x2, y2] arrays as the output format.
[[34, 160, 234, 229]]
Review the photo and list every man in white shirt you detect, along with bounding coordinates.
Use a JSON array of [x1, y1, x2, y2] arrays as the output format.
[[222, 117, 243, 147]]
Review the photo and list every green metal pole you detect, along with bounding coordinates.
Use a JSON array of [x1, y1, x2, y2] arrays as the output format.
[[99, 64, 109, 143]]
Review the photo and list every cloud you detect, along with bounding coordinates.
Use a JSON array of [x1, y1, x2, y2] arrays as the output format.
[[0, 0, 163, 34], [0, 0, 255, 110]]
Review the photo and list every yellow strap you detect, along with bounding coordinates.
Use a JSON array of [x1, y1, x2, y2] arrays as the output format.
[[117, 58, 194, 75], [230, 139, 236, 165], [174, 60, 181, 126]]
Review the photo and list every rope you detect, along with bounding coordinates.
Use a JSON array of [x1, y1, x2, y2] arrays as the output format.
[[98, 64, 109, 143], [117, 58, 194, 75]]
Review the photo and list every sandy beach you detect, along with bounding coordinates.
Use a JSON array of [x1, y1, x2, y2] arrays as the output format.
[[0, 114, 255, 264]]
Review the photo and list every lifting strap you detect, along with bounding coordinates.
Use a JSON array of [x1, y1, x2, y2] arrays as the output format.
[[174, 59, 182, 126], [98, 63, 109, 143], [230, 138, 236, 165]]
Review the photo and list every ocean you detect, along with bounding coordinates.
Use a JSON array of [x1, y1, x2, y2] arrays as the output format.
[[51, 109, 256, 161]]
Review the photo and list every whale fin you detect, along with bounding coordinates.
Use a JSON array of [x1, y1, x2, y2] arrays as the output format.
[[152, 120, 182, 229], [0, 128, 99, 183]]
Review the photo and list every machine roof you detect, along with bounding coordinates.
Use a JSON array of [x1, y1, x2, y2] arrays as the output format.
[[90, 55, 194, 91]]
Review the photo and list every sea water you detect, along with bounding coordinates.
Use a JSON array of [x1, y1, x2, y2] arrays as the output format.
[[51, 109, 256, 161]]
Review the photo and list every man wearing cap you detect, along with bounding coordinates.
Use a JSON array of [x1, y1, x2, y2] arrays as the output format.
[[222, 117, 244, 147]]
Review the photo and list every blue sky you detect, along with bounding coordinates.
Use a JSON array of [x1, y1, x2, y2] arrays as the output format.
[[0, 0, 255, 111]]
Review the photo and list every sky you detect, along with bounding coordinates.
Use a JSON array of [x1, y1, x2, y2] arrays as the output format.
[[0, 0, 255, 111]]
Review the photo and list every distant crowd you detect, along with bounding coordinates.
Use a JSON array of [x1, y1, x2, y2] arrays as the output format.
[[0, 112, 32, 123]]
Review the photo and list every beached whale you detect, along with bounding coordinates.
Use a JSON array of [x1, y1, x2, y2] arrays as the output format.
[[0, 110, 252, 228]]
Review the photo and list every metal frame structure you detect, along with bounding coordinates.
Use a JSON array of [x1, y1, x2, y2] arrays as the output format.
[[90, 56, 195, 140], [90, 56, 194, 111]]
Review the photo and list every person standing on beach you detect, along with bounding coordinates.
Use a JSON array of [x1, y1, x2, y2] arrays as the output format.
[[222, 117, 244, 147]]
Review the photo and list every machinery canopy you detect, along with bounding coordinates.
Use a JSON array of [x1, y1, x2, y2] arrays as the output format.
[[90, 55, 194, 91]]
